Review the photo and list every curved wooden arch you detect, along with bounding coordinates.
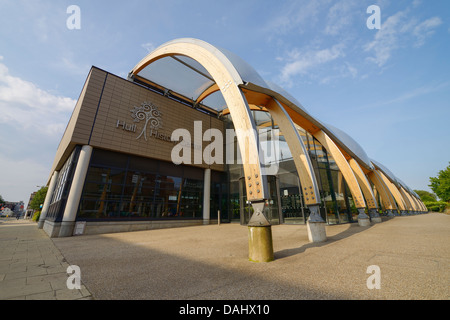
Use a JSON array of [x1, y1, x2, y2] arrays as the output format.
[[264, 98, 321, 208], [367, 170, 396, 211], [410, 192, 422, 212], [349, 158, 378, 210], [376, 169, 407, 211], [313, 130, 366, 209], [413, 194, 424, 211], [403, 188, 419, 212], [399, 187, 413, 211], [131, 39, 267, 203], [196, 83, 220, 103]]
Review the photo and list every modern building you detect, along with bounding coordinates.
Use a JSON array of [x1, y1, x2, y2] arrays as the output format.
[[38, 38, 426, 240]]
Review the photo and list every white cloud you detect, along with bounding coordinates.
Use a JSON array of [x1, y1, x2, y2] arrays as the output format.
[[264, 0, 325, 36], [413, 17, 443, 47], [364, 10, 408, 67], [142, 42, 156, 53], [351, 81, 450, 111], [0, 59, 76, 202], [318, 62, 358, 85], [364, 7, 442, 66], [378, 81, 450, 106], [324, 0, 357, 36], [0, 60, 75, 135], [279, 43, 346, 85]]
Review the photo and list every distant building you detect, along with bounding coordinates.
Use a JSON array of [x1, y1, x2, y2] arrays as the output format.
[[1, 201, 24, 217], [25, 192, 37, 219]]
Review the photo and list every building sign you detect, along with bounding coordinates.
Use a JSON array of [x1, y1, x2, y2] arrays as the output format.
[[131, 102, 163, 141], [115, 101, 202, 150], [115, 102, 172, 142], [116, 120, 136, 133]]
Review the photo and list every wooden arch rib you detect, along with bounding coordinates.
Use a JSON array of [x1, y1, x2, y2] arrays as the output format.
[[411, 192, 423, 211], [399, 187, 413, 211], [411, 196, 421, 211], [402, 188, 419, 211], [349, 159, 378, 210], [376, 170, 407, 211], [131, 39, 267, 202], [196, 83, 220, 103], [313, 130, 366, 209], [264, 98, 321, 207], [367, 170, 397, 211]]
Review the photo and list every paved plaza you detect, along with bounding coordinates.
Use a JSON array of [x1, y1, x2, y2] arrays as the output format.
[[0, 219, 92, 300], [1, 213, 449, 300]]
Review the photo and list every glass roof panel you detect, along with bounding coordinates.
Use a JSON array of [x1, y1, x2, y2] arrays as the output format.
[[216, 46, 269, 89], [322, 122, 373, 169], [201, 90, 227, 111], [371, 159, 400, 187], [136, 55, 215, 101]]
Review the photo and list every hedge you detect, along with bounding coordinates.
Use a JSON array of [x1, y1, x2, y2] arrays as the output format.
[[423, 201, 448, 213]]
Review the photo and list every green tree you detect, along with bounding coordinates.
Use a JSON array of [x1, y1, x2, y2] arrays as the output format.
[[0, 194, 4, 205], [414, 190, 437, 202], [29, 187, 48, 210], [429, 162, 450, 202]]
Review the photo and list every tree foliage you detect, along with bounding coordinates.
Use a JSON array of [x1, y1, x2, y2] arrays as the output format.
[[29, 187, 48, 210], [414, 189, 437, 202], [429, 162, 450, 202], [423, 201, 447, 213]]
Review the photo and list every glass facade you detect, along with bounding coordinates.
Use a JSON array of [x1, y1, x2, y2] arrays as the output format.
[[77, 148, 226, 221], [64, 110, 361, 226], [46, 146, 81, 222], [223, 110, 359, 225]]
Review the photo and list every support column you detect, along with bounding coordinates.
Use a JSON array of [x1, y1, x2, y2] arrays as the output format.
[[248, 202, 274, 262], [369, 208, 382, 223], [307, 204, 327, 242], [203, 168, 211, 225], [58, 145, 93, 237], [357, 208, 371, 227], [37, 171, 59, 229]]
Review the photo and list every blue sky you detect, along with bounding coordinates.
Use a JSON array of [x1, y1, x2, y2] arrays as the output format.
[[0, 0, 449, 204]]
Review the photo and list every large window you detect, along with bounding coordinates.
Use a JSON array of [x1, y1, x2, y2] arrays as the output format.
[[46, 146, 81, 222], [222, 110, 359, 225], [77, 149, 209, 220]]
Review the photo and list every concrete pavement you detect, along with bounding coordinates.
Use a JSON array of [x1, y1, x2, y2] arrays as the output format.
[[0, 218, 92, 300], [1, 213, 449, 300]]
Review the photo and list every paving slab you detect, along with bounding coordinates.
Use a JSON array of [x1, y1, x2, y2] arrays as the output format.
[[0, 219, 93, 300]]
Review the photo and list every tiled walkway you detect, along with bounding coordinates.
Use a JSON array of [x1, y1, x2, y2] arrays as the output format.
[[0, 219, 92, 300]]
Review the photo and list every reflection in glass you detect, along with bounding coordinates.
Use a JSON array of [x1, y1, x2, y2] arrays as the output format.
[[78, 150, 207, 220]]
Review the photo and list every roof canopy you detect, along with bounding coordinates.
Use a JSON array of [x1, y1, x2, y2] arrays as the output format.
[[128, 38, 391, 173]]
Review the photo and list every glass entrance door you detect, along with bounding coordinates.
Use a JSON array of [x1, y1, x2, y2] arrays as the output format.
[[281, 193, 305, 224]]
